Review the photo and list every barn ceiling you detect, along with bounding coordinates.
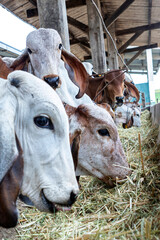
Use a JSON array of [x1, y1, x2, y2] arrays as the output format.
[[1, 0, 160, 73]]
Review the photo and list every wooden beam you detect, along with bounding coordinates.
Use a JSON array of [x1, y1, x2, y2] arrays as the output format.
[[118, 30, 144, 53], [29, 0, 37, 7], [27, 8, 38, 18], [69, 31, 90, 54], [70, 37, 90, 48], [116, 22, 160, 36], [66, 0, 86, 9], [148, 0, 152, 44], [104, 0, 135, 28], [123, 43, 158, 53], [67, 16, 88, 33], [124, 49, 144, 67]]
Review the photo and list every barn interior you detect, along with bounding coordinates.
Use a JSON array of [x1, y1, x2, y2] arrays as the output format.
[[0, 0, 160, 239]]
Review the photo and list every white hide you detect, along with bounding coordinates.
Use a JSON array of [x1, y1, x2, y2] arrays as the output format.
[[1, 71, 79, 212], [68, 104, 130, 182], [115, 105, 133, 125], [115, 103, 141, 127], [125, 102, 141, 127], [82, 62, 94, 75], [26, 28, 94, 107]]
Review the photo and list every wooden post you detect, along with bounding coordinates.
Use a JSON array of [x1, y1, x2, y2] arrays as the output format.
[[146, 49, 155, 105], [37, 0, 70, 50], [116, 39, 124, 69], [141, 92, 146, 108], [86, 0, 107, 73], [107, 23, 119, 70]]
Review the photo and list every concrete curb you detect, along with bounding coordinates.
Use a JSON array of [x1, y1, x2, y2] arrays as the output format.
[[150, 103, 160, 144]]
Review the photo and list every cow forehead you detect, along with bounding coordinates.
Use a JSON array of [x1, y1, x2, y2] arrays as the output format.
[[82, 104, 117, 135], [7, 71, 63, 107], [26, 28, 62, 49]]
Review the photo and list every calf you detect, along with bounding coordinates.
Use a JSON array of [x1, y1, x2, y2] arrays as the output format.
[[115, 103, 141, 128], [65, 103, 131, 187], [0, 71, 79, 228], [86, 70, 125, 108]]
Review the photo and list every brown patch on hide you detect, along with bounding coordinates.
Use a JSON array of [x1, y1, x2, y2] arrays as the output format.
[[98, 103, 115, 119], [0, 136, 23, 228], [71, 134, 81, 171], [10, 49, 29, 71], [0, 57, 12, 79]]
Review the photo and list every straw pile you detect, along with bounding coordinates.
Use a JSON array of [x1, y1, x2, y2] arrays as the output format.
[[13, 110, 160, 239]]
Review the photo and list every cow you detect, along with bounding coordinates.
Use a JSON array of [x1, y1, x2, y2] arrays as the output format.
[[65, 103, 131, 187], [0, 70, 79, 228]]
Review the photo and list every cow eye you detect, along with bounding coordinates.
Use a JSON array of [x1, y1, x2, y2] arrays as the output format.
[[136, 114, 139, 117], [34, 116, 54, 130], [59, 43, 63, 50], [27, 48, 32, 54], [98, 129, 110, 137]]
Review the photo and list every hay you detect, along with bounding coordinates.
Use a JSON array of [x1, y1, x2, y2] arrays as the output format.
[[13, 110, 160, 239]]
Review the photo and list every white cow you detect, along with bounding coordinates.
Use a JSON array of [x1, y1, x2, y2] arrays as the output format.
[[0, 70, 79, 227], [1, 29, 130, 185]]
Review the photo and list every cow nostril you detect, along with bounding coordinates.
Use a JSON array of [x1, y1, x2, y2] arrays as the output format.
[[116, 96, 124, 106], [116, 96, 124, 101], [67, 191, 77, 206], [44, 76, 60, 88]]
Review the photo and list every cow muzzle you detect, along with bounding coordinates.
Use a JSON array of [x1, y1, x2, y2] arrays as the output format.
[[43, 75, 61, 89], [116, 96, 124, 106], [41, 189, 78, 213]]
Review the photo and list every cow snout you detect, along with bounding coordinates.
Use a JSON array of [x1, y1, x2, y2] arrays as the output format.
[[67, 191, 77, 206], [43, 75, 61, 89], [116, 96, 124, 106]]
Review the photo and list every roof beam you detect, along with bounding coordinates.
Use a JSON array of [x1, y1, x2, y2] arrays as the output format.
[[123, 43, 158, 53], [29, 0, 37, 7], [118, 30, 144, 53], [123, 49, 144, 67], [104, 0, 135, 28], [27, 8, 38, 18], [69, 30, 90, 55], [116, 22, 160, 36], [67, 16, 88, 33], [66, 0, 86, 9], [27, 10, 89, 36], [70, 37, 90, 48]]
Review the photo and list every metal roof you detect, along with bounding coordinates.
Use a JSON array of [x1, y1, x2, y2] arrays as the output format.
[[0, 0, 160, 72]]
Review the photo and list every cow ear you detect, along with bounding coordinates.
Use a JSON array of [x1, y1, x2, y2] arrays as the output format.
[[124, 81, 140, 102], [61, 48, 89, 99], [0, 57, 12, 79], [94, 81, 106, 103], [71, 132, 81, 171], [0, 135, 23, 228], [10, 48, 29, 71], [0, 87, 18, 183]]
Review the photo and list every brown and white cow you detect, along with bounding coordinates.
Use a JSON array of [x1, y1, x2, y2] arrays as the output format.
[[65, 103, 131, 187], [86, 70, 125, 108]]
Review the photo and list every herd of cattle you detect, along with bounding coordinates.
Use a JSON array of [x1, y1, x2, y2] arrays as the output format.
[[0, 28, 141, 228]]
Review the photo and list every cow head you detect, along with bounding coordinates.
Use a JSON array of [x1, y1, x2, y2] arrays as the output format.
[[0, 29, 89, 99], [0, 71, 79, 227], [94, 70, 125, 108], [65, 103, 131, 187]]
